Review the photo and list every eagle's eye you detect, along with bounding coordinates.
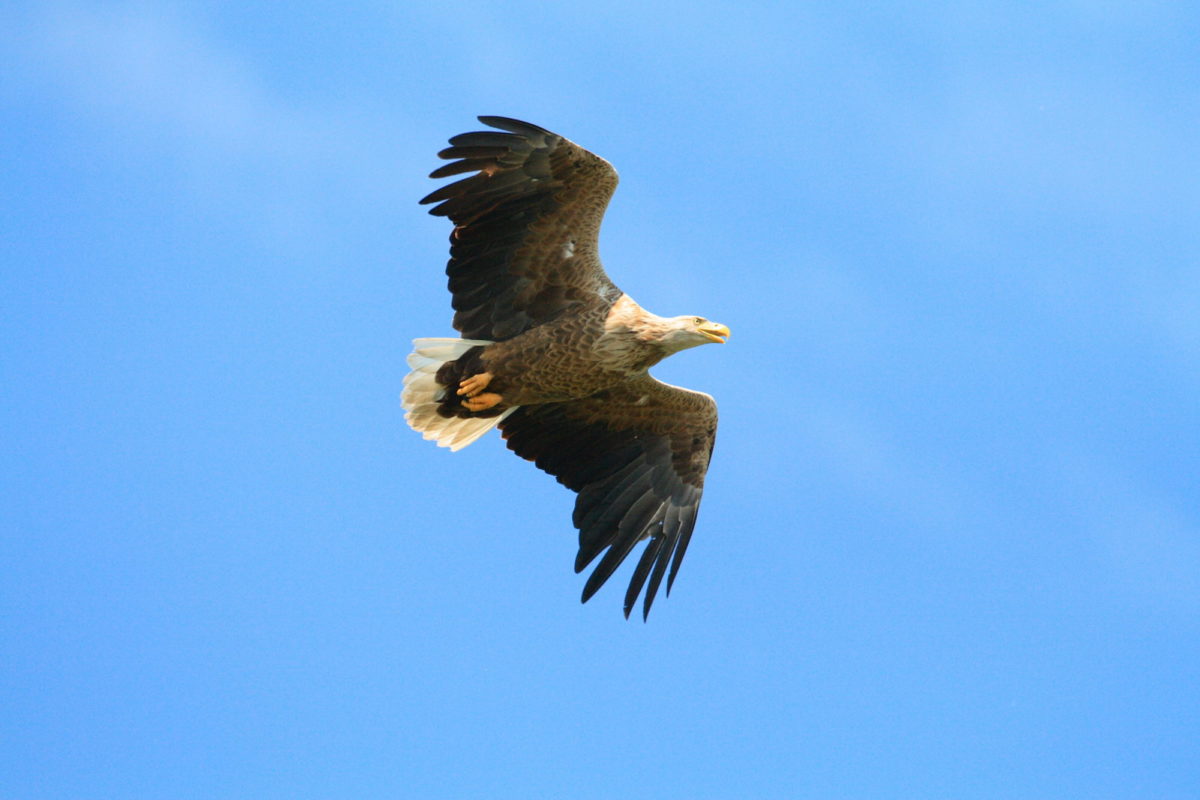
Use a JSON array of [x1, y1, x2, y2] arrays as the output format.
[[693, 316, 704, 325]]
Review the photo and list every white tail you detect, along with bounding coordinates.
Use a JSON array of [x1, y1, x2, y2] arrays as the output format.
[[401, 338, 517, 452]]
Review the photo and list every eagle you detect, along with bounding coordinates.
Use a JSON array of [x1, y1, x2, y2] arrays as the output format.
[[402, 116, 728, 619]]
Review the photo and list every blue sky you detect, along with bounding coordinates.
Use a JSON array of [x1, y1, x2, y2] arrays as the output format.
[[2, 1, 1198, 797]]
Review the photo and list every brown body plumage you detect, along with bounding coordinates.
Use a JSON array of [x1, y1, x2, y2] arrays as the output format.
[[403, 116, 727, 619]]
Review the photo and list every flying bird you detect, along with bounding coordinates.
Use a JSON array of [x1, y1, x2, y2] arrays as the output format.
[[402, 116, 728, 619]]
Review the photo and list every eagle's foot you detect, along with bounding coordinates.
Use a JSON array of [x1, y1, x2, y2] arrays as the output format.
[[456, 371, 494, 398], [462, 392, 503, 412]]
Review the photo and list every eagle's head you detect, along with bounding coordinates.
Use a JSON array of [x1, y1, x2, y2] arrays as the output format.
[[658, 316, 730, 353]]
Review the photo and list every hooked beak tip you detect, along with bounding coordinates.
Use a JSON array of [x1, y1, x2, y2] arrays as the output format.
[[700, 322, 730, 343]]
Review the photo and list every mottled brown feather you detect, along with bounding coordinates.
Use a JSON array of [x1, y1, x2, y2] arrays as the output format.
[[417, 117, 720, 619]]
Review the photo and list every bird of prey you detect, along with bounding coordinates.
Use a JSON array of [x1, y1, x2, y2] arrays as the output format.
[[402, 116, 728, 619]]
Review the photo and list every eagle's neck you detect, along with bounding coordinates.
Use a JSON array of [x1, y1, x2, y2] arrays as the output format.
[[600, 292, 696, 371], [600, 294, 675, 369]]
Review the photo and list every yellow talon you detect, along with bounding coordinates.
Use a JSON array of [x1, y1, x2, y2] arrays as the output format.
[[463, 392, 503, 412], [457, 371, 494, 398]]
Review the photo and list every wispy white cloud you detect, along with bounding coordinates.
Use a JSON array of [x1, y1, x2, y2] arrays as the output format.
[[14, 4, 317, 156], [1129, 267, 1200, 369], [3, 3, 417, 256], [1052, 449, 1200, 610], [794, 400, 995, 543]]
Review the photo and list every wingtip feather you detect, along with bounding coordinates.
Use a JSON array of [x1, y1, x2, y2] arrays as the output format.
[[477, 115, 554, 137]]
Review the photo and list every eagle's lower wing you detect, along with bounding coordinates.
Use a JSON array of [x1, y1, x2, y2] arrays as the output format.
[[421, 116, 621, 341], [499, 375, 718, 619]]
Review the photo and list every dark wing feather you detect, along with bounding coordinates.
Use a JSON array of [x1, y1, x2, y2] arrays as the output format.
[[499, 375, 718, 620], [421, 116, 621, 340]]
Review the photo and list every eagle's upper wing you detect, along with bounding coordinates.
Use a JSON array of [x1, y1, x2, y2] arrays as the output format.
[[498, 374, 718, 619], [420, 116, 621, 341]]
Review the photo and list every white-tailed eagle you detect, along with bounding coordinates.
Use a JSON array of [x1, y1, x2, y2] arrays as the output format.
[[402, 116, 727, 619]]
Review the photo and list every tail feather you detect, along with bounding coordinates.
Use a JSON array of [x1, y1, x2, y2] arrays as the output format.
[[401, 337, 516, 452]]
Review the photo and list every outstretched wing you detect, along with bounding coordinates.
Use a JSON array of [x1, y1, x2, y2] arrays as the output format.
[[421, 116, 621, 341], [499, 375, 718, 620]]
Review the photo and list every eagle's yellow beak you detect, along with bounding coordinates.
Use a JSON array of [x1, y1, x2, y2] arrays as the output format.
[[698, 321, 731, 343]]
